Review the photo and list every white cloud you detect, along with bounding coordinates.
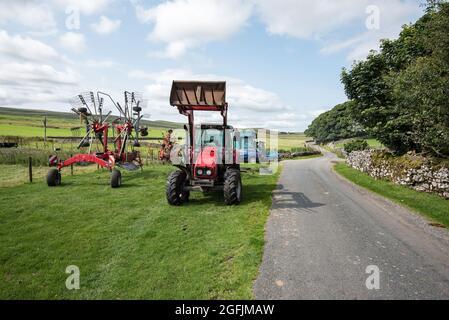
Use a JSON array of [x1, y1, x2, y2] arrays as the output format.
[[0, 29, 81, 108], [254, 0, 421, 60], [254, 0, 368, 39], [52, 0, 111, 15], [320, 0, 421, 61], [91, 16, 121, 35], [134, 0, 253, 58], [0, 62, 79, 85], [134, 0, 421, 60], [0, 0, 57, 32], [59, 32, 86, 53], [0, 61, 80, 108], [0, 30, 59, 62], [127, 68, 308, 130]]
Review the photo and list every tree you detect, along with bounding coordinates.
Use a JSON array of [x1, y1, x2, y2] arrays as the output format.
[[305, 101, 365, 144], [340, 2, 449, 156]]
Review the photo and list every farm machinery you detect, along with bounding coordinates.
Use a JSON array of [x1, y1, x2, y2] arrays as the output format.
[[166, 81, 242, 206], [47, 91, 148, 188]]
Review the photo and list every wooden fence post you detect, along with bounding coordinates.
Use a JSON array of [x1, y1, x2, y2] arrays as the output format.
[[70, 154, 73, 175], [43, 116, 47, 145], [28, 157, 33, 183]]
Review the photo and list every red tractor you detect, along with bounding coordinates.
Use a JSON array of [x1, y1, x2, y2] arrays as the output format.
[[47, 91, 148, 188], [166, 81, 242, 206]]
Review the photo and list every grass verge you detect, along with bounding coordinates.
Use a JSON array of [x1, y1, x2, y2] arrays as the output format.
[[0, 164, 279, 299], [334, 163, 449, 228]]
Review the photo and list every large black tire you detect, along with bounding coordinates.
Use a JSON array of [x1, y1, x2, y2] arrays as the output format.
[[111, 169, 122, 188], [224, 169, 242, 205], [47, 168, 61, 187], [166, 170, 189, 206]]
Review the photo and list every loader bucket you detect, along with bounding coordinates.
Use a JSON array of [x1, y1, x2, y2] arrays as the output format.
[[170, 81, 226, 108]]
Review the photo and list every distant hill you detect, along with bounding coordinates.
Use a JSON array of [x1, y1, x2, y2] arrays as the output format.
[[0, 107, 184, 129]]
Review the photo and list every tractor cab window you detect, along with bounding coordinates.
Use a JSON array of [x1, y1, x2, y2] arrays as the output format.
[[201, 129, 223, 147], [194, 127, 225, 150]]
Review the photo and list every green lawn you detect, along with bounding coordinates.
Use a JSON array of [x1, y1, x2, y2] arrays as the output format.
[[0, 164, 279, 299], [365, 139, 384, 148], [335, 138, 384, 149], [334, 163, 449, 228]]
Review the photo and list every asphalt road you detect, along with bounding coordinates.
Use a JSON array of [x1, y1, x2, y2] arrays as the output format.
[[253, 151, 449, 299]]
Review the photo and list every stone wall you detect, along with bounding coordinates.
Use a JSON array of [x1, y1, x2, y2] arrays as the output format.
[[346, 150, 449, 199]]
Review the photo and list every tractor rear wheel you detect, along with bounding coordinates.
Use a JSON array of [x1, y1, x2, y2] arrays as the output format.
[[224, 169, 242, 205], [111, 169, 122, 188], [47, 168, 61, 187], [166, 170, 189, 205]]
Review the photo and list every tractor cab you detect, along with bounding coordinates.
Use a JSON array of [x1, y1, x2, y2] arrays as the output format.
[[166, 81, 242, 206]]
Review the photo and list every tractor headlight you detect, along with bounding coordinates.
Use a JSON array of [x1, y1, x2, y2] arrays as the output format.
[[206, 170, 212, 176], [197, 169, 203, 175]]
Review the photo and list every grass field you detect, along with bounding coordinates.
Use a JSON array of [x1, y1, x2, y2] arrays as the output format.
[[0, 123, 167, 139], [0, 107, 179, 138], [0, 107, 313, 299], [277, 133, 309, 151], [334, 163, 449, 228], [0, 164, 280, 299]]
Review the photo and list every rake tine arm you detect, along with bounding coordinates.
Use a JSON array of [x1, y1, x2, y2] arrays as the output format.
[[90, 91, 97, 116], [116, 102, 126, 118], [79, 95, 93, 115], [97, 91, 125, 116], [102, 111, 113, 124], [77, 127, 94, 149]]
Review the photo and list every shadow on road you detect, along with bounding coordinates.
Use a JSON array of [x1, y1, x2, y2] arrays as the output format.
[[273, 184, 325, 213]]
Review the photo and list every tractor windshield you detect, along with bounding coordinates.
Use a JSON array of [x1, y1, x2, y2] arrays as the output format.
[[200, 129, 223, 148]]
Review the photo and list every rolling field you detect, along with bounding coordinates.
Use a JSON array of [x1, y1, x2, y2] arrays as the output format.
[[277, 133, 310, 151], [0, 107, 179, 138]]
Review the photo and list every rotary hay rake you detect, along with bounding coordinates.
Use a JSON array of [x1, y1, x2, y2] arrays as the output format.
[[47, 91, 149, 188]]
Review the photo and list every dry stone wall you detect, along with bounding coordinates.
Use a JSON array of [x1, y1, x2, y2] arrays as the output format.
[[346, 150, 449, 199]]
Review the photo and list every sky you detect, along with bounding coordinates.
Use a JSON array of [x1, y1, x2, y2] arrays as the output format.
[[0, 0, 424, 131]]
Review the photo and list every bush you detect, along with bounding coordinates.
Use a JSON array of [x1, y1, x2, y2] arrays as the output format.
[[344, 140, 369, 153]]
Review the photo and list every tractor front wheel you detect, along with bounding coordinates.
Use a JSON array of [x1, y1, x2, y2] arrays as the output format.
[[47, 168, 61, 187], [111, 169, 122, 188], [166, 170, 189, 205], [224, 169, 242, 205]]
